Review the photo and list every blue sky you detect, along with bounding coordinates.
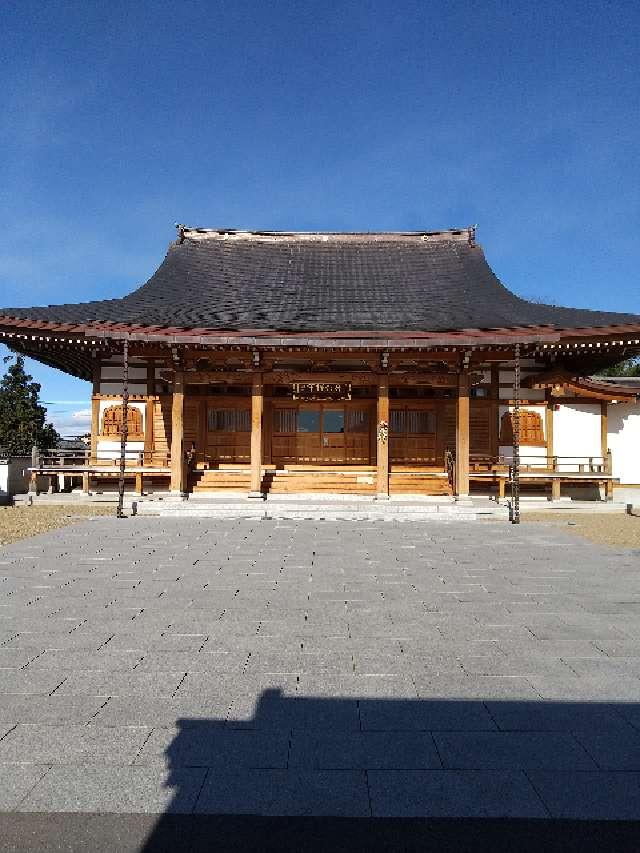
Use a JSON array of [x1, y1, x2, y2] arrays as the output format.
[[1, 0, 639, 435]]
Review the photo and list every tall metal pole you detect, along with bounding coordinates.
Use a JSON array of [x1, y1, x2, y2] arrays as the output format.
[[511, 342, 521, 524], [116, 338, 129, 519]]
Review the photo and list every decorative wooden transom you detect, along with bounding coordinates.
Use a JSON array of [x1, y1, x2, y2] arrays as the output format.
[[100, 405, 143, 439], [499, 410, 545, 446]]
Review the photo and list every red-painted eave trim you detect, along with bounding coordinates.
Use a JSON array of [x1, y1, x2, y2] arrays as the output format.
[[1, 315, 640, 346]]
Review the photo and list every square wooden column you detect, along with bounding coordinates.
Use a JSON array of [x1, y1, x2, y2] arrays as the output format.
[[376, 375, 390, 499], [90, 396, 100, 464], [249, 373, 264, 497], [455, 372, 470, 498], [170, 369, 185, 494], [601, 400, 613, 501], [545, 392, 555, 469]]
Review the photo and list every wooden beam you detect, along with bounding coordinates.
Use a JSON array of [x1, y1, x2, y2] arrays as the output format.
[[455, 372, 470, 497], [249, 373, 264, 496], [266, 371, 375, 385], [376, 375, 390, 498], [170, 369, 185, 493], [170, 370, 254, 385], [174, 369, 473, 387]]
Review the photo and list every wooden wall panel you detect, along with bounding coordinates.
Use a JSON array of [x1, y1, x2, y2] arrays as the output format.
[[470, 400, 492, 455], [152, 397, 172, 465]]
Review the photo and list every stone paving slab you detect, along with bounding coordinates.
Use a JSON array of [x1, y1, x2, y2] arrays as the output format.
[[0, 516, 639, 819], [19, 766, 207, 813], [0, 724, 151, 765], [367, 769, 548, 818]]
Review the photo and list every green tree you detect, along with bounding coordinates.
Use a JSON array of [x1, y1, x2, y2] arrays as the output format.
[[597, 357, 640, 377], [0, 355, 60, 455]]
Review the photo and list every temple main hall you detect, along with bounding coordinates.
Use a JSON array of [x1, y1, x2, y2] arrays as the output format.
[[1, 226, 639, 501]]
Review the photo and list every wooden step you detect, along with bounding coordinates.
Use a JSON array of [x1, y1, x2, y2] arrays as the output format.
[[389, 474, 452, 495], [263, 471, 375, 495], [192, 471, 251, 491]]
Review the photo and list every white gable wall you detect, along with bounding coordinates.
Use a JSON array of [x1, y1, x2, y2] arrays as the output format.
[[607, 402, 640, 485], [553, 403, 601, 472]]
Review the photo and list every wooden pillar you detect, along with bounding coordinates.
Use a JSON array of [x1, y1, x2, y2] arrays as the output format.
[[601, 401, 612, 501], [545, 392, 554, 469], [490, 365, 500, 459], [455, 372, 470, 497], [199, 399, 208, 467], [144, 398, 154, 466], [249, 373, 264, 497], [600, 401, 608, 460], [90, 397, 100, 464], [170, 369, 185, 494], [376, 375, 390, 499], [144, 362, 155, 468]]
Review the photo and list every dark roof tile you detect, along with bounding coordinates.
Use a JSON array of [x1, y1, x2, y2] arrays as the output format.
[[1, 229, 638, 333]]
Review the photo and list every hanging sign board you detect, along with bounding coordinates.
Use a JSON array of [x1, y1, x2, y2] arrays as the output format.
[[292, 382, 352, 401]]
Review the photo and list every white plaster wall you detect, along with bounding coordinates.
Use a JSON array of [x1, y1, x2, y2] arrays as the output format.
[[607, 401, 640, 484], [499, 404, 547, 464], [99, 382, 147, 395], [96, 440, 145, 461], [499, 387, 546, 401], [499, 366, 546, 402], [553, 403, 601, 472], [101, 366, 148, 381], [99, 361, 148, 395]]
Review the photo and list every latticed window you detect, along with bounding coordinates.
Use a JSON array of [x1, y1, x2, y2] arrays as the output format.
[[208, 408, 251, 432], [345, 409, 369, 433], [390, 409, 436, 434], [100, 405, 143, 438], [273, 409, 297, 433], [499, 410, 545, 446]]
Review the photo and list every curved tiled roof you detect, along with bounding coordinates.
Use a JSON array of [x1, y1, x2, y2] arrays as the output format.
[[2, 228, 638, 334]]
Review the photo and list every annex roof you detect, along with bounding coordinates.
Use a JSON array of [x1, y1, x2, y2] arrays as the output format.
[[2, 226, 639, 336]]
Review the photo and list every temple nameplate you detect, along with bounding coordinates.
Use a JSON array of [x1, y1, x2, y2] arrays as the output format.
[[292, 382, 352, 401]]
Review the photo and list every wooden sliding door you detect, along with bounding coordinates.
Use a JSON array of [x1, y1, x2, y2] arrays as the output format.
[[390, 404, 438, 465], [271, 403, 373, 466]]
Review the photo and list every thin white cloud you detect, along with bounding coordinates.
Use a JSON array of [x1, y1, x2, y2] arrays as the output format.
[[50, 408, 92, 437]]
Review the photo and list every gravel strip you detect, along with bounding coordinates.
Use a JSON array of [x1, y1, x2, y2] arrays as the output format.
[[523, 511, 640, 548], [0, 505, 114, 546]]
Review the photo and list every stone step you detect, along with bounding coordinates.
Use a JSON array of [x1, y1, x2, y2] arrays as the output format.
[[134, 498, 481, 520], [137, 508, 479, 521]]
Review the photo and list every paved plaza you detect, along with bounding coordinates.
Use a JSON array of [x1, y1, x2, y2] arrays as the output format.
[[0, 516, 640, 825]]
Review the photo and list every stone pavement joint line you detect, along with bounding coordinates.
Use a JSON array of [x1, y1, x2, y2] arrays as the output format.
[[0, 516, 639, 818]]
